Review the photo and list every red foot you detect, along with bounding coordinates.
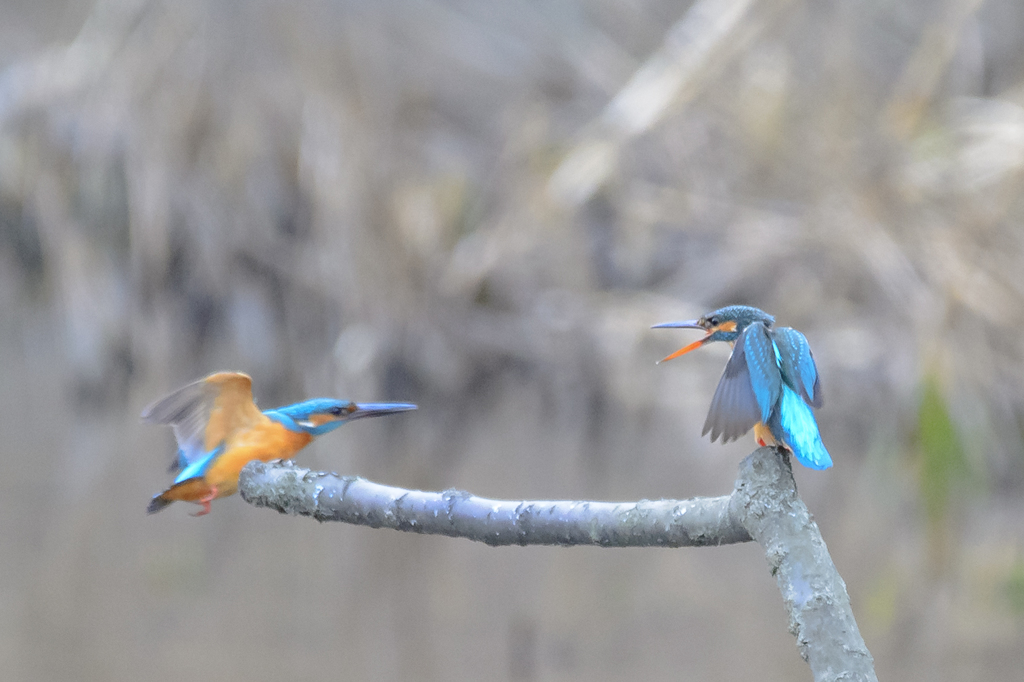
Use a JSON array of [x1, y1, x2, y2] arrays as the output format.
[[756, 437, 766, 447], [191, 487, 218, 517]]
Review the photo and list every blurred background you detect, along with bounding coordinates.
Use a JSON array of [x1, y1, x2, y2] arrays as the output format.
[[2, 0, 1023, 679]]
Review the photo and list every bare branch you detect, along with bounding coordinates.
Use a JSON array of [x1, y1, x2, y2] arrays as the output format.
[[238, 460, 751, 547], [729, 449, 877, 682], [239, 446, 876, 682]]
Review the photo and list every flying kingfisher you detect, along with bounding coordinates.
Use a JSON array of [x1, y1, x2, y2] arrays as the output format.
[[143, 371, 416, 515], [653, 305, 832, 470]]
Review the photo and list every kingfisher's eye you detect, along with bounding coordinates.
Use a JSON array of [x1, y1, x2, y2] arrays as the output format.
[[707, 316, 719, 327], [329, 406, 344, 417]]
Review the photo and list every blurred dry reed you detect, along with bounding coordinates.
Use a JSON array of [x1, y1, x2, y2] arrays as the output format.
[[2, 0, 1024, 680]]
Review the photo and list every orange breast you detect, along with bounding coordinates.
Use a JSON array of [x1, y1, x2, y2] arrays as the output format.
[[204, 418, 314, 496]]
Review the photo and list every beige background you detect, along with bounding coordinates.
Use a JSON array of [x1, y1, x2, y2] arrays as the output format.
[[2, 0, 1024, 679]]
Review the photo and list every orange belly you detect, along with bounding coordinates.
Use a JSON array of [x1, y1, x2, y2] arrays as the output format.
[[152, 419, 315, 512], [202, 421, 314, 497], [159, 477, 218, 505]]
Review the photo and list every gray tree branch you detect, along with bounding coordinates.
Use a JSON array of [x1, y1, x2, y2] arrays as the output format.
[[239, 446, 876, 682], [238, 464, 751, 548]]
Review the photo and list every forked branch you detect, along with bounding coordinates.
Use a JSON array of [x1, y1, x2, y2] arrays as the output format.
[[239, 446, 876, 682]]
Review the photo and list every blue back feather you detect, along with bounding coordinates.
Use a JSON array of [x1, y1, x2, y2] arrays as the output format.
[[774, 327, 822, 408]]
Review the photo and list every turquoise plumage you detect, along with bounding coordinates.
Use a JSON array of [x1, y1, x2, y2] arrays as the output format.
[[143, 372, 417, 515], [653, 305, 832, 470]]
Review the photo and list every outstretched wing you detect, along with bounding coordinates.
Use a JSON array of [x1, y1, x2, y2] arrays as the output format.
[[703, 322, 779, 442], [773, 327, 822, 408], [141, 372, 261, 475]]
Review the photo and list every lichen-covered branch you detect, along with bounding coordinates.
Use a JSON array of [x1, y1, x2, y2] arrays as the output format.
[[238, 446, 876, 682], [238, 461, 751, 547], [729, 449, 877, 682]]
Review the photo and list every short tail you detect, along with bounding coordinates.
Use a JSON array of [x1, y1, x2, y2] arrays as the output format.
[[778, 385, 833, 470], [791, 435, 833, 471], [147, 477, 216, 515], [147, 494, 173, 514]]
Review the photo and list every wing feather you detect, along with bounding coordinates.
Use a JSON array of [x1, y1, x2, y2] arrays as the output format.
[[773, 327, 822, 408], [702, 326, 762, 443], [141, 372, 260, 473], [742, 321, 782, 423]]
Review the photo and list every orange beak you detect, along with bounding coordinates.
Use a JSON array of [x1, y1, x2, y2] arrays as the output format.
[[651, 319, 710, 363], [658, 335, 711, 363]]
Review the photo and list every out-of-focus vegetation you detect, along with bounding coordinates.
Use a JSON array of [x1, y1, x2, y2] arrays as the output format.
[[916, 372, 971, 574], [2, 0, 1024, 680]]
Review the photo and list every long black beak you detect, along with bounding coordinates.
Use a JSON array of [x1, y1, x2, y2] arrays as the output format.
[[651, 319, 703, 330], [350, 402, 418, 420]]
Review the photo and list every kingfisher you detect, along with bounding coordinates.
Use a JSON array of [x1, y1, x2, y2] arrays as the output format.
[[143, 371, 416, 515], [653, 305, 831, 470]]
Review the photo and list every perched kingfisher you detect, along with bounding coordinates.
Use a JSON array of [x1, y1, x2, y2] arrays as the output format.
[[653, 305, 831, 470], [143, 372, 416, 515]]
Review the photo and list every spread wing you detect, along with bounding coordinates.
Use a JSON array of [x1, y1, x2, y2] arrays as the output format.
[[773, 327, 822, 408], [702, 323, 775, 443], [141, 372, 261, 475]]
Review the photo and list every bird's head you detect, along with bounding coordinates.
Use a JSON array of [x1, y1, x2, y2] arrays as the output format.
[[265, 399, 417, 435], [652, 305, 775, 362]]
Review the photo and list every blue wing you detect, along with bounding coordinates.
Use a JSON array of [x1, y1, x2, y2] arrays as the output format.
[[173, 443, 225, 484], [773, 327, 822, 408], [703, 322, 775, 442], [141, 372, 257, 477], [742, 321, 782, 424]]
